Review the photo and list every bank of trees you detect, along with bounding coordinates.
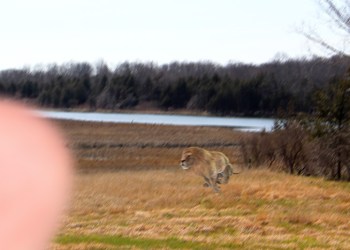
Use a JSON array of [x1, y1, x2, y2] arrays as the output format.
[[241, 71, 350, 181], [1, 56, 349, 180], [238, 0, 347, 181], [0, 55, 350, 116]]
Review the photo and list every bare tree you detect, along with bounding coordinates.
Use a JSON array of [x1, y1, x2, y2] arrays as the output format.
[[301, 0, 350, 55]]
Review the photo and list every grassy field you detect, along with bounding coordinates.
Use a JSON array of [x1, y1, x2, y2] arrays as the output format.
[[52, 120, 350, 249]]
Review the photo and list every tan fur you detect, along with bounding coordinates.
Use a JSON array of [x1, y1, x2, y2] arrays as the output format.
[[180, 147, 235, 192]]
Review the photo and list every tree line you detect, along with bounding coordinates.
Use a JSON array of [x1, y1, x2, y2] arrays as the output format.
[[241, 71, 350, 181], [0, 55, 350, 116], [1, 56, 349, 180]]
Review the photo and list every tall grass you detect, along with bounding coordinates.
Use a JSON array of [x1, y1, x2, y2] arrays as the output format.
[[52, 120, 350, 249], [53, 169, 350, 249]]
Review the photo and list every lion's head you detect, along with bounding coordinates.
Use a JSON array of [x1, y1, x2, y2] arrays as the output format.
[[180, 147, 198, 170]]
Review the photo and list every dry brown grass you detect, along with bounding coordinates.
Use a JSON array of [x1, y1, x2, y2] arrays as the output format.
[[58, 120, 244, 172], [58, 120, 242, 148], [54, 169, 350, 249], [52, 120, 350, 249]]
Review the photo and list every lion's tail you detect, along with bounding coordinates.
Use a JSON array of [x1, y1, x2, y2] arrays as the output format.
[[228, 163, 240, 175]]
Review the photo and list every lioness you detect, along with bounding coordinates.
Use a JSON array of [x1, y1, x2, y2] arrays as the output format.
[[180, 147, 235, 192]]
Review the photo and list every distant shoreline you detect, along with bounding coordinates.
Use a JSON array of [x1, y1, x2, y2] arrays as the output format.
[[38, 106, 277, 119], [39, 109, 275, 132]]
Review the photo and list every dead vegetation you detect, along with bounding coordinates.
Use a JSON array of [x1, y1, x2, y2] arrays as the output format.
[[58, 120, 243, 172], [51, 120, 350, 249], [240, 120, 350, 180], [54, 169, 350, 249]]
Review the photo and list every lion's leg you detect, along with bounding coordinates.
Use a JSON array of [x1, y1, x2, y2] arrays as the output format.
[[210, 175, 221, 193], [221, 166, 230, 184], [203, 176, 211, 187], [216, 172, 224, 184], [225, 164, 235, 183], [218, 165, 233, 184]]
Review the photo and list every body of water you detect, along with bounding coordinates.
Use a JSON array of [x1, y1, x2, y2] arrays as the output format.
[[39, 110, 275, 132]]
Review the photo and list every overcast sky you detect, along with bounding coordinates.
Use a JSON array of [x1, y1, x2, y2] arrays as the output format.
[[0, 0, 333, 69]]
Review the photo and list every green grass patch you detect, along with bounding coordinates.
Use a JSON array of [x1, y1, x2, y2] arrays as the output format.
[[284, 236, 330, 249], [249, 198, 267, 209], [200, 198, 215, 209], [56, 234, 217, 249], [311, 177, 350, 191], [162, 212, 175, 219], [337, 181, 350, 191], [274, 198, 298, 207], [277, 217, 321, 232]]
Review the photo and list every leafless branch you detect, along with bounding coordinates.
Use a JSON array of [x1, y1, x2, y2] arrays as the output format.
[[301, 30, 346, 55], [321, 0, 350, 33], [301, 0, 350, 55]]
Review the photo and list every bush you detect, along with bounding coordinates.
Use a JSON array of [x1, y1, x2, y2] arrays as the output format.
[[240, 121, 312, 176], [239, 131, 277, 169]]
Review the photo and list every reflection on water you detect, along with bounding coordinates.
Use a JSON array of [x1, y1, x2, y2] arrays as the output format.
[[39, 110, 275, 132]]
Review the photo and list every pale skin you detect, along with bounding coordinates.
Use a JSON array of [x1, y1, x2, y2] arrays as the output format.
[[0, 100, 73, 250]]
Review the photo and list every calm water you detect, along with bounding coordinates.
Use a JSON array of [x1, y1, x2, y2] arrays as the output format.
[[39, 110, 275, 132]]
